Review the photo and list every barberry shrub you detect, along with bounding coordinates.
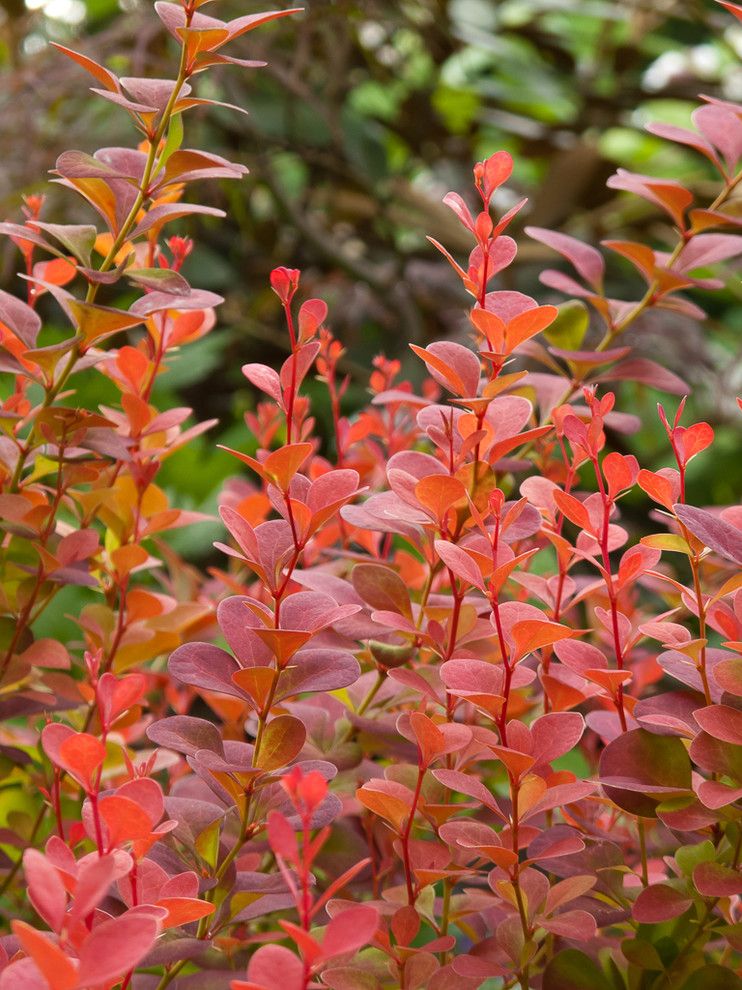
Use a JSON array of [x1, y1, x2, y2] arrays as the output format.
[[1, 1, 742, 989]]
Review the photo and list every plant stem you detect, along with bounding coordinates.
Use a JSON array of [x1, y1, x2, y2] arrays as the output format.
[[638, 819, 649, 887], [155, 959, 187, 990], [400, 766, 425, 905]]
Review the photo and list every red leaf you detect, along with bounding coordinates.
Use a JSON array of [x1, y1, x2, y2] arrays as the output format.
[[97, 672, 146, 727], [42, 726, 105, 793], [676, 233, 742, 272], [50, 43, 119, 91], [602, 452, 639, 498], [693, 104, 742, 171], [531, 712, 585, 764], [408, 712, 470, 768], [693, 862, 742, 897], [298, 298, 327, 341], [267, 810, 298, 861], [675, 422, 714, 464], [477, 151, 513, 202], [69, 854, 118, 926], [356, 781, 412, 831], [606, 170, 693, 230], [646, 120, 721, 168], [321, 905, 379, 959], [693, 704, 742, 744], [637, 469, 678, 510], [599, 729, 692, 818], [242, 363, 282, 404], [633, 883, 692, 923], [442, 192, 475, 233], [263, 443, 313, 490], [542, 909, 596, 941], [718, 1, 742, 22]]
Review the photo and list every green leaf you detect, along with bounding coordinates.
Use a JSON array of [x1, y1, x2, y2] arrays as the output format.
[[641, 534, 692, 554], [195, 818, 221, 871], [621, 937, 664, 971], [680, 965, 742, 990], [675, 839, 716, 877], [543, 949, 613, 990], [126, 268, 190, 293], [543, 300, 590, 350], [34, 223, 97, 267], [157, 111, 184, 172]]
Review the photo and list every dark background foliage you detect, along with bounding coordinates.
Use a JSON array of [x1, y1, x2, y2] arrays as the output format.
[[0, 0, 740, 561]]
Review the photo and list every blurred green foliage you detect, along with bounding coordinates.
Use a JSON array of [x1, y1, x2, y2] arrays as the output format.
[[0, 0, 740, 569]]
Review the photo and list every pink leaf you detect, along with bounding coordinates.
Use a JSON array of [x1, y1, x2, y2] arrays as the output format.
[[245, 945, 304, 990], [525, 227, 605, 290], [674, 503, 742, 566], [531, 712, 585, 764], [242, 363, 282, 404], [596, 358, 688, 395], [442, 192, 475, 232], [76, 912, 160, 985], [676, 233, 742, 272], [693, 104, 742, 171], [434, 541, 485, 591], [646, 120, 720, 167], [23, 850, 66, 933], [541, 909, 596, 941]]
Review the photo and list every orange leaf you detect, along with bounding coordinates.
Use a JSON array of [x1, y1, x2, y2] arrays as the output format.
[[553, 490, 592, 531], [409, 712, 445, 768], [414, 475, 466, 522], [409, 344, 467, 396], [512, 620, 577, 661], [58, 732, 106, 791], [12, 921, 78, 990], [252, 628, 313, 666], [489, 746, 535, 778], [586, 668, 632, 694], [159, 897, 216, 929], [469, 309, 506, 351], [356, 785, 410, 831], [68, 300, 144, 347], [264, 443, 313, 490], [232, 666, 277, 711], [506, 305, 558, 350], [254, 714, 306, 772], [98, 795, 154, 847]]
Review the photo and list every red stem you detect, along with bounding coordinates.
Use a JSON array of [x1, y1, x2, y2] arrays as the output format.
[[400, 767, 425, 905]]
